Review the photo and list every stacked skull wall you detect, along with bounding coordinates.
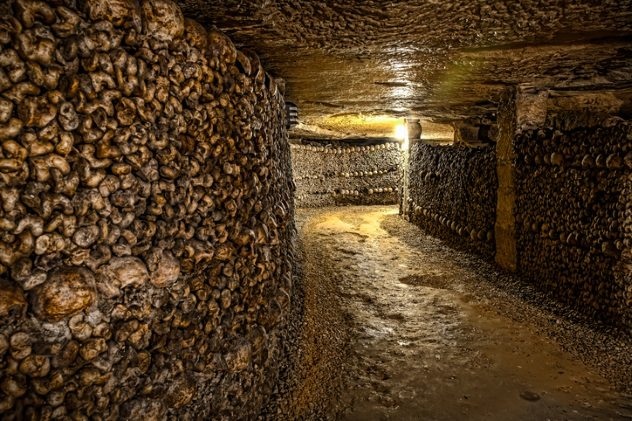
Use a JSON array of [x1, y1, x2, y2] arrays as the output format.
[[291, 141, 401, 207], [514, 121, 631, 328], [0, 0, 296, 419], [406, 142, 497, 259]]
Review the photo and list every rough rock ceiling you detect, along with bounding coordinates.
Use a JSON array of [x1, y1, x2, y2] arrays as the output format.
[[177, 0, 632, 135]]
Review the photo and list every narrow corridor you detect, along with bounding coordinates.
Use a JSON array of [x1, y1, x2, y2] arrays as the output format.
[[0, 2, 630, 418], [283, 206, 632, 420]]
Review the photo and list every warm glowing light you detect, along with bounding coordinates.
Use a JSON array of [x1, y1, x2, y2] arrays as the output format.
[[395, 124, 407, 141], [395, 123, 409, 150]]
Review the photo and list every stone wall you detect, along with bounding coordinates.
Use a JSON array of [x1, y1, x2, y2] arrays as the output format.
[[406, 142, 497, 258], [514, 121, 631, 328], [291, 140, 401, 208], [0, 0, 295, 419]]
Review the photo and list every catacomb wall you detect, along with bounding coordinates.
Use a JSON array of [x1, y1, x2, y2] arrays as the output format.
[[0, 0, 296, 419], [406, 142, 497, 258], [514, 120, 631, 327], [291, 140, 401, 207]]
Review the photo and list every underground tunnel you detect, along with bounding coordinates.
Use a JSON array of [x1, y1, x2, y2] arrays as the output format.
[[0, 0, 630, 419]]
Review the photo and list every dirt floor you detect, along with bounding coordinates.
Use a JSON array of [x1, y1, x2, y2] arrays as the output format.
[[269, 205, 632, 420]]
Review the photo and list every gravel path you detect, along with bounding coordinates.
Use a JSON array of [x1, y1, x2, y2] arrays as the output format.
[[267, 206, 632, 420]]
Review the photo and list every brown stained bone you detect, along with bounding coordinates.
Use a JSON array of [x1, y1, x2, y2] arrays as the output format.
[[15, 28, 56, 66], [97, 256, 148, 297], [52, 6, 82, 38], [82, 0, 141, 29], [140, 0, 184, 43], [30, 267, 96, 321], [165, 376, 196, 409], [235, 50, 252, 76], [148, 249, 180, 288], [9, 331, 31, 360], [183, 17, 207, 51], [13, 0, 56, 29], [0, 119, 24, 141], [0, 98, 14, 123], [207, 29, 237, 65], [18, 354, 50, 377], [17, 96, 58, 128], [0, 280, 27, 317]]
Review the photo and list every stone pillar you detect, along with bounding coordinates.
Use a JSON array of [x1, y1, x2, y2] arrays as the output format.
[[400, 119, 421, 217], [400, 136, 411, 217], [495, 86, 548, 271]]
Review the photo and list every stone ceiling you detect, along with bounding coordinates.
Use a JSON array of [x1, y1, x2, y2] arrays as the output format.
[[177, 0, 632, 136]]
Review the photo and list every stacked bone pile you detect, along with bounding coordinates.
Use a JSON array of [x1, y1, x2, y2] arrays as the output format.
[[515, 121, 631, 328], [291, 140, 401, 207], [407, 143, 497, 258], [0, 0, 296, 418]]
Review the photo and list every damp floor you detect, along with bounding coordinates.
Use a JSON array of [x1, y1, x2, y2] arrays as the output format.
[[273, 206, 632, 420]]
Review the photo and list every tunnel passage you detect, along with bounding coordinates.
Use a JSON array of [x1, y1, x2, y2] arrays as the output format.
[[0, 0, 631, 419]]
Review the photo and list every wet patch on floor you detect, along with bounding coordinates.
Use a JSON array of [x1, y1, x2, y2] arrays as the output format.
[[270, 206, 632, 420], [398, 273, 454, 290]]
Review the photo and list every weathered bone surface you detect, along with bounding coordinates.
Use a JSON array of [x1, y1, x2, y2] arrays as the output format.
[[406, 143, 497, 259], [291, 140, 401, 207], [514, 119, 631, 328], [0, 0, 296, 418]]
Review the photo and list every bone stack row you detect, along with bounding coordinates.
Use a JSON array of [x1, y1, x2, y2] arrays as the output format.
[[406, 143, 497, 258], [290, 142, 399, 153], [291, 140, 401, 207], [0, 0, 296, 419], [515, 122, 631, 328], [409, 201, 494, 244]]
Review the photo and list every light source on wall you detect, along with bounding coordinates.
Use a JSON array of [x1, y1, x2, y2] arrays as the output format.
[[395, 123, 409, 150]]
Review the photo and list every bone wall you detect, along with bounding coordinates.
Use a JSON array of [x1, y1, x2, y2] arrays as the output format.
[[406, 142, 497, 258], [514, 121, 631, 328], [291, 140, 401, 208], [0, 0, 296, 418]]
